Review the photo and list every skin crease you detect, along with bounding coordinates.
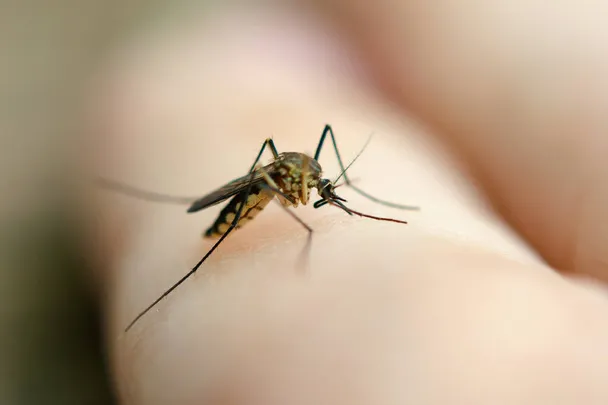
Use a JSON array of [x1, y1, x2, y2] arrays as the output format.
[[87, 4, 608, 405]]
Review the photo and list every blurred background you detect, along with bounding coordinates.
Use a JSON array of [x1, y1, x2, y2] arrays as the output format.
[[1, 1, 230, 404]]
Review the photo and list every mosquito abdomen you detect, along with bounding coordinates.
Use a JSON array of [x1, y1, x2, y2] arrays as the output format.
[[204, 187, 274, 239]]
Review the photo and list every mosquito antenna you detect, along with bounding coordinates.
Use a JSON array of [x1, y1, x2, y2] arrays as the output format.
[[332, 132, 374, 185], [334, 177, 360, 189], [330, 132, 420, 212], [95, 177, 196, 205], [316, 124, 420, 211]]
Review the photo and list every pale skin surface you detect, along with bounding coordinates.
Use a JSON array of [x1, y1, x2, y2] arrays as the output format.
[[88, 2, 608, 404]]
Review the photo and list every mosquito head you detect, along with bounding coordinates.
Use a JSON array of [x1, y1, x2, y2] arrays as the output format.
[[313, 178, 350, 213]]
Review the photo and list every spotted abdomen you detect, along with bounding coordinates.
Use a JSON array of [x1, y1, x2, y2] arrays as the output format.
[[204, 186, 274, 239]]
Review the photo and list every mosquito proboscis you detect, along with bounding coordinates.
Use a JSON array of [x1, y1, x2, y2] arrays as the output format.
[[97, 124, 419, 332]]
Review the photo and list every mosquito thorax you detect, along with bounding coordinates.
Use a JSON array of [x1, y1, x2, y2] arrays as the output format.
[[272, 152, 323, 206]]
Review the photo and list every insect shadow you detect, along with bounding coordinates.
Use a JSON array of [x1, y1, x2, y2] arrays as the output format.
[[96, 124, 419, 332]]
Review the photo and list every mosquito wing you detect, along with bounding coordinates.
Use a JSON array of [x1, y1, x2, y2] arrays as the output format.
[[186, 164, 275, 213]]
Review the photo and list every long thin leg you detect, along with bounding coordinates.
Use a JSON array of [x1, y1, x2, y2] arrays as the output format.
[[125, 139, 275, 332], [99, 138, 280, 207], [256, 167, 313, 233], [249, 137, 279, 172], [258, 172, 314, 274], [294, 230, 313, 275], [95, 177, 197, 205], [273, 200, 313, 233], [267, 192, 314, 274], [260, 187, 313, 273], [314, 124, 419, 210]]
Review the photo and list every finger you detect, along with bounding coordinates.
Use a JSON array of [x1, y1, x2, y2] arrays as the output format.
[[85, 6, 608, 405], [321, 0, 608, 281], [112, 221, 608, 405]]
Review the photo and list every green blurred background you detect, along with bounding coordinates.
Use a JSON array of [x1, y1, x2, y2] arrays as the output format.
[[1, 1, 220, 404]]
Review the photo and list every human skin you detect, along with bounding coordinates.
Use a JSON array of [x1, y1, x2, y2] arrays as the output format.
[[88, 2, 608, 404]]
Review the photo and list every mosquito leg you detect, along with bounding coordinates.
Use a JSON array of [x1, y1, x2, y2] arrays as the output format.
[[300, 153, 311, 205], [253, 163, 312, 233], [255, 162, 296, 208], [259, 189, 313, 234], [258, 184, 314, 272], [125, 139, 274, 332], [295, 231, 314, 274], [272, 199, 313, 234], [314, 124, 420, 211], [334, 176, 360, 189], [98, 138, 279, 205], [249, 137, 280, 172], [95, 177, 198, 205], [124, 185, 255, 332]]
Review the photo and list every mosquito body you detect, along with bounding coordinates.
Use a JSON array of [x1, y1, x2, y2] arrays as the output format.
[[98, 124, 419, 332], [197, 152, 323, 238]]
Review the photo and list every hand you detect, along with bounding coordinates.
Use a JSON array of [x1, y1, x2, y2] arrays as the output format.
[[88, 3, 608, 404]]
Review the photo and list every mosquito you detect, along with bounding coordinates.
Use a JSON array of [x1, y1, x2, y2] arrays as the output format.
[[97, 124, 419, 332]]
